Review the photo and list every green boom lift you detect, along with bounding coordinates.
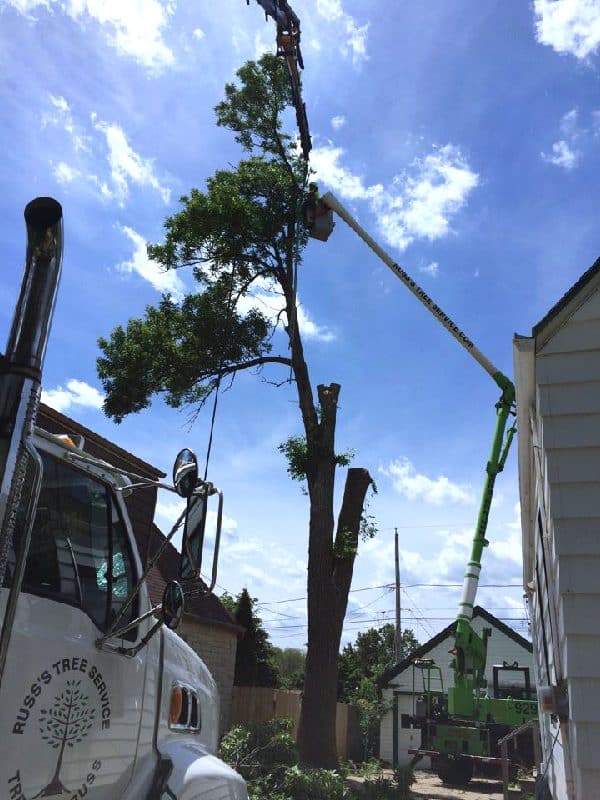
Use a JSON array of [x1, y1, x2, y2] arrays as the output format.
[[303, 191, 538, 785]]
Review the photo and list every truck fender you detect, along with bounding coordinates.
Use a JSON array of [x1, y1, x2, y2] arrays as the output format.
[[158, 740, 248, 800]]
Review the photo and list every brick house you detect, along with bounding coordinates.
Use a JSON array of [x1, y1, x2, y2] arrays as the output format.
[[37, 403, 242, 734]]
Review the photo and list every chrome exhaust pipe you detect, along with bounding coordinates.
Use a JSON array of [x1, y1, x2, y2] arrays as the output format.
[[0, 198, 63, 682]]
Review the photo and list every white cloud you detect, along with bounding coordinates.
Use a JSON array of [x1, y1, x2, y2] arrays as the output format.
[[192, 27, 205, 40], [4, 0, 175, 71], [315, 0, 369, 65], [331, 115, 346, 130], [420, 261, 439, 277], [48, 94, 69, 114], [311, 143, 479, 251], [254, 29, 273, 59], [542, 139, 580, 169], [41, 96, 170, 205], [116, 225, 185, 301], [489, 504, 523, 565], [92, 115, 171, 205], [42, 379, 104, 413], [534, 0, 600, 60], [235, 277, 335, 342], [154, 495, 187, 531], [154, 494, 237, 537], [294, 303, 336, 342], [540, 107, 600, 168], [310, 144, 383, 201], [560, 107, 579, 135], [42, 94, 90, 152], [541, 109, 584, 169], [379, 457, 476, 505], [52, 161, 80, 184]]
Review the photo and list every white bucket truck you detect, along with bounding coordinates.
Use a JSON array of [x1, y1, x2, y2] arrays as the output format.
[[0, 198, 248, 800]]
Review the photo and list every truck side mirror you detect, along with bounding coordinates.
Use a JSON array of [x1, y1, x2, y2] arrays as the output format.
[[173, 448, 198, 498], [180, 493, 207, 581], [161, 580, 184, 630], [180, 488, 223, 593]]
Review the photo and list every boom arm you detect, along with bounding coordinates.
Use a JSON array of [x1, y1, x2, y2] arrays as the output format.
[[306, 190, 516, 714], [248, 0, 311, 159], [320, 192, 509, 389]]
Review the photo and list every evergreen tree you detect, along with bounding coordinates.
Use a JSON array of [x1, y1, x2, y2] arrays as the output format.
[[233, 588, 279, 687]]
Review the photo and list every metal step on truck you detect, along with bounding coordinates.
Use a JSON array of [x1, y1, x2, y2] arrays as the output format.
[[0, 198, 248, 799]]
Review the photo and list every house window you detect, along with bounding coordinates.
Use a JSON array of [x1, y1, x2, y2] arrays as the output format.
[[17, 450, 137, 635], [535, 511, 552, 684], [401, 714, 411, 729]]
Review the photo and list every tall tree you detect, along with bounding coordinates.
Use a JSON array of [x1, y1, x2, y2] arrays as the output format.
[[338, 624, 420, 701], [337, 625, 420, 759], [273, 647, 306, 690], [232, 588, 279, 687], [97, 53, 374, 768]]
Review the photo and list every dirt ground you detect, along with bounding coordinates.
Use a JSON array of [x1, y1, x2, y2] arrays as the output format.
[[348, 769, 504, 800], [410, 770, 504, 799]]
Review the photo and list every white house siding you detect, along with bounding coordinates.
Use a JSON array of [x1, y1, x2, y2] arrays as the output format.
[[380, 614, 534, 767], [529, 288, 600, 798]]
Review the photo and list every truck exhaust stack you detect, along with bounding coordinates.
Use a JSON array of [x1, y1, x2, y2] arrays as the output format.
[[0, 197, 63, 680]]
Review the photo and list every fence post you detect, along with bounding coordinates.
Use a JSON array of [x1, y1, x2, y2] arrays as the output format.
[[501, 740, 509, 800]]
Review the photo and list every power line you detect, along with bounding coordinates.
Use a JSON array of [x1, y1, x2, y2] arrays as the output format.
[[262, 608, 529, 636], [263, 614, 529, 632], [256, 582, 524, 607]]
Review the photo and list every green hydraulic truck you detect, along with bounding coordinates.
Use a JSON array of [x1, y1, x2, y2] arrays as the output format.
[[303, 190, 539, 786]]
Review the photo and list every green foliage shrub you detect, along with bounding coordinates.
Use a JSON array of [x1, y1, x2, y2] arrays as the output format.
[[219, 718, 351, 800], [394, 764, 416, 799], [219, 717, 297, 783], [281, 765, 349, 800], [361, 776, 397, 799]]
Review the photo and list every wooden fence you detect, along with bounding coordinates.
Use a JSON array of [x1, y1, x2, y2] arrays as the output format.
[[231, 686, 361, 762]]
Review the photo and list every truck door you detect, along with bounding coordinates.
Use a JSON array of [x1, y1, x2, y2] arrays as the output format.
[[0, 446, 149, 800]]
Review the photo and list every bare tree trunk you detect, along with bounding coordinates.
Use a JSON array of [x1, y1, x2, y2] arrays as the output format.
[[297, 463, 373, 768], [281, 250, 373, 768]]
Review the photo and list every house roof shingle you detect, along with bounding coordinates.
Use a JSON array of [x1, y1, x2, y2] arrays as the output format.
[[533, 255, 600, 337], [143, 524, 242, 634], [37, 404, 239, 633], [38, 403, 165, 479], [379, 606, 532, 687]]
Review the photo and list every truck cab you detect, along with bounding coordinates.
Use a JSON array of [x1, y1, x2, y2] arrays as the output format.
[[0, 428, 248, 800]]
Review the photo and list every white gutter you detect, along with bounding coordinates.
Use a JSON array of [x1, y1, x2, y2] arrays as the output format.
[[512, 334, 536, 587]]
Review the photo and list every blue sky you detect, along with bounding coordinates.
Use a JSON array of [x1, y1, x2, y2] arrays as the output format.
[[1, 0, 600, 649]]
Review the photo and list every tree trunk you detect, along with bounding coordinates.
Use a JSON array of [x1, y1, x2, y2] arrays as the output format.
[[297, 463, 373, 768], [281, 255, 373, 768]]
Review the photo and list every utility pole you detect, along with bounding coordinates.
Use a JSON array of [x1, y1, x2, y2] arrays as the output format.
[[394, 527, 401, 663]]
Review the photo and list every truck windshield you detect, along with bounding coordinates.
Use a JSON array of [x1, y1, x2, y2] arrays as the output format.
[[6, 449, 136, 636]]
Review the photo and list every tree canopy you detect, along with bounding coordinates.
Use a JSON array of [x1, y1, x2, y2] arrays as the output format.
[[338, 624, 420, 702], [97, 55, 308, 423]]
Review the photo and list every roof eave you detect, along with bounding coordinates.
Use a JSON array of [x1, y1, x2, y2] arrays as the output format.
[[513, 334, 536, 588], [533, 256, 600, 350]]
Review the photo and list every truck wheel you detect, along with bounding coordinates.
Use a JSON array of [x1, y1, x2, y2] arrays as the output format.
[[436, 756, 474, 786]]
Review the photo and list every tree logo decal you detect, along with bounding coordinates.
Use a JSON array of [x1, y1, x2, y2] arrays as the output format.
[[37, 680, 96, 796], [8, 659, 111, 799]]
